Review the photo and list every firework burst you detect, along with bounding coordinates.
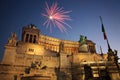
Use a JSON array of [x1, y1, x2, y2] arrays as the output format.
[[42, 2, 72, 33]]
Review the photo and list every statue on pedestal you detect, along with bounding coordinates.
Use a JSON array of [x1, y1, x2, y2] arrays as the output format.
[[107, 49, 120, 71], [25, 61, 47, 74], [59, 42, 64, 53], [113, 50, 120, 70], [79, 35, 87, 45], [78, 35, 88, 52], [7, 32, 17, 46]]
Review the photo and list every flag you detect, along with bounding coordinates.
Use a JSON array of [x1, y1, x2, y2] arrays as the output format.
[[100, 16, 111, 52], [102, 24, 107, 40]]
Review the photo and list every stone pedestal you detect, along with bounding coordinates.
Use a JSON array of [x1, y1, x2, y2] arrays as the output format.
[[60, 53, 68, 68], [79, 44, 88, 53], [2, 46, 16, 64]]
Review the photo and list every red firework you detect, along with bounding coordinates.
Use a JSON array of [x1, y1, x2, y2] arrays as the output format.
[[42, 2, 72, 33]]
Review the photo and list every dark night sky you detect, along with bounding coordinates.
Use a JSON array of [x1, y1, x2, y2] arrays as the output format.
[[0, 0, 120, 61]]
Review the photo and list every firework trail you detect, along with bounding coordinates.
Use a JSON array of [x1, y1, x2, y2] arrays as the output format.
[[42, 2, 72, 33]]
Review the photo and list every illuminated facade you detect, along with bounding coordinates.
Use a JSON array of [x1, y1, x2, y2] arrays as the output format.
[[0, 24, 120, 80], [21, 25, 96, 55]]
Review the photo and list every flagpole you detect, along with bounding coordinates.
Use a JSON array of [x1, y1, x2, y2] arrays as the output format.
[[99, 16, 112, 52], [106, 38, 112, 52], [100, 17, 120, 75]]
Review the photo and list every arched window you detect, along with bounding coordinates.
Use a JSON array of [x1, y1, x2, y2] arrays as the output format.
[[29, 35, 33, 43], [33, 35, 36, 43], [25, 34, 29, 42]]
